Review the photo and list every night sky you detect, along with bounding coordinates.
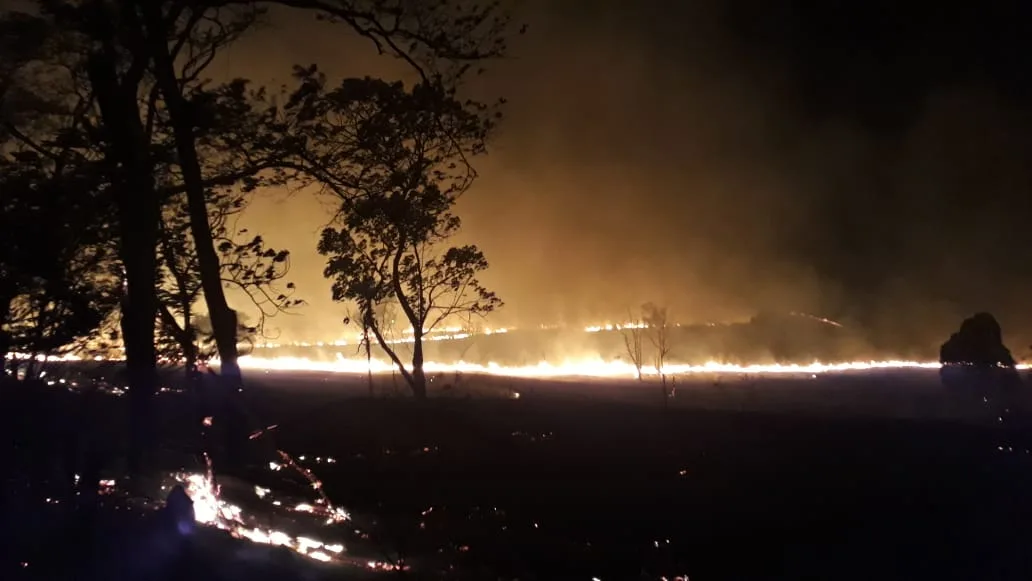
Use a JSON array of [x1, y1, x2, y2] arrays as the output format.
[[216, 0, 1032, 353]]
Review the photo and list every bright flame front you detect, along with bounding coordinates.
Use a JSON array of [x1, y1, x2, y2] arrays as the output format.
[[233, 354, 969, 378]]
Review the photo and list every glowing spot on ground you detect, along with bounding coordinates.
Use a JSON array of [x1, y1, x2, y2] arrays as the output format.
[[171, 471, 351, 564]]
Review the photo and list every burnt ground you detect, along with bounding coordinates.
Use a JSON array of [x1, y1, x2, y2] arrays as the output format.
[[5, 369, 1032, 580]]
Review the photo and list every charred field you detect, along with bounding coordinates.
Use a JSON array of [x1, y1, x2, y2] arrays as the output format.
[[5, 369, 1032, 580]]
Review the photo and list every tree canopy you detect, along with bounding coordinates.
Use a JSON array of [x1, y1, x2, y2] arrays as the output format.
[[316, 76, 502, 397], [0, 0, 518, 472]]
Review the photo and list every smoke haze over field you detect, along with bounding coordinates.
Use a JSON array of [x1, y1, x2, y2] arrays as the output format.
[[211, 0, 1032, 357]]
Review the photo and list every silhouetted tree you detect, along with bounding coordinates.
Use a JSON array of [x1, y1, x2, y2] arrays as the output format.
[[621, 313, 646, 381], [0, 0, 518, 474], [0, 0, 255, 475], [191, 312, 260, 362], [643, 302, 673, 399], [342, 305, 377, 397], [157, 189, 301, 379], [0, 189, 119, 378], [138, 0, 519, 388], [156, 197, 204, 378], [456, 313, 485, 363], [375, 300, 404, 395], [0, 107, 119, 377], [321, 200, 501, 398], [316, 78, 502, 398]]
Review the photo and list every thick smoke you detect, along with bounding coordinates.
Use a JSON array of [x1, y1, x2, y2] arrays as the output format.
[[217, 1, 1032, 359]]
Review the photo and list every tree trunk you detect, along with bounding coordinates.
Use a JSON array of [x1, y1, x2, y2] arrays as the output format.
[[0, 293, 12, 369], [182, 302, 199, 384], [138, 3, 242, 388], [118, 203, 160, 478], [184, 336, 199, 389], [363, 327, 373, 397], [86, 22, 160, 480], [184, 342, 198, 381], [411, 335, 427, 399], [24, 354, 38, 381]]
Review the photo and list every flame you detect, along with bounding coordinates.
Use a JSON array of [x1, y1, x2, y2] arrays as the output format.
[[82, 462, 402, 571], [8, 318, 1024, 382], [255, 325, 512, 349], [162, 471, 372, 567], [231, 354, 987, 378], [167, 470, 412, 572]]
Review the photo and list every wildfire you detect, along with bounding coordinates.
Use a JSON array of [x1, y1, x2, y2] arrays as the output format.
[[255, 325, 511, 349], [76, 437, 407, 572], [127, 468, 404, 572], [233, 354, 976, 379], [11, 318, 1024, 382], [171, 470, 350, 563]]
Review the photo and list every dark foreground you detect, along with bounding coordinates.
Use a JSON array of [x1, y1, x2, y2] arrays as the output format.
[[5, 369, 1032, 580]]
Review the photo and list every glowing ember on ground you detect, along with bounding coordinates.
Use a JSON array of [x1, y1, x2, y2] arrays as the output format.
[[228, 354, 998, 379], [171, 470, 352, 564]]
